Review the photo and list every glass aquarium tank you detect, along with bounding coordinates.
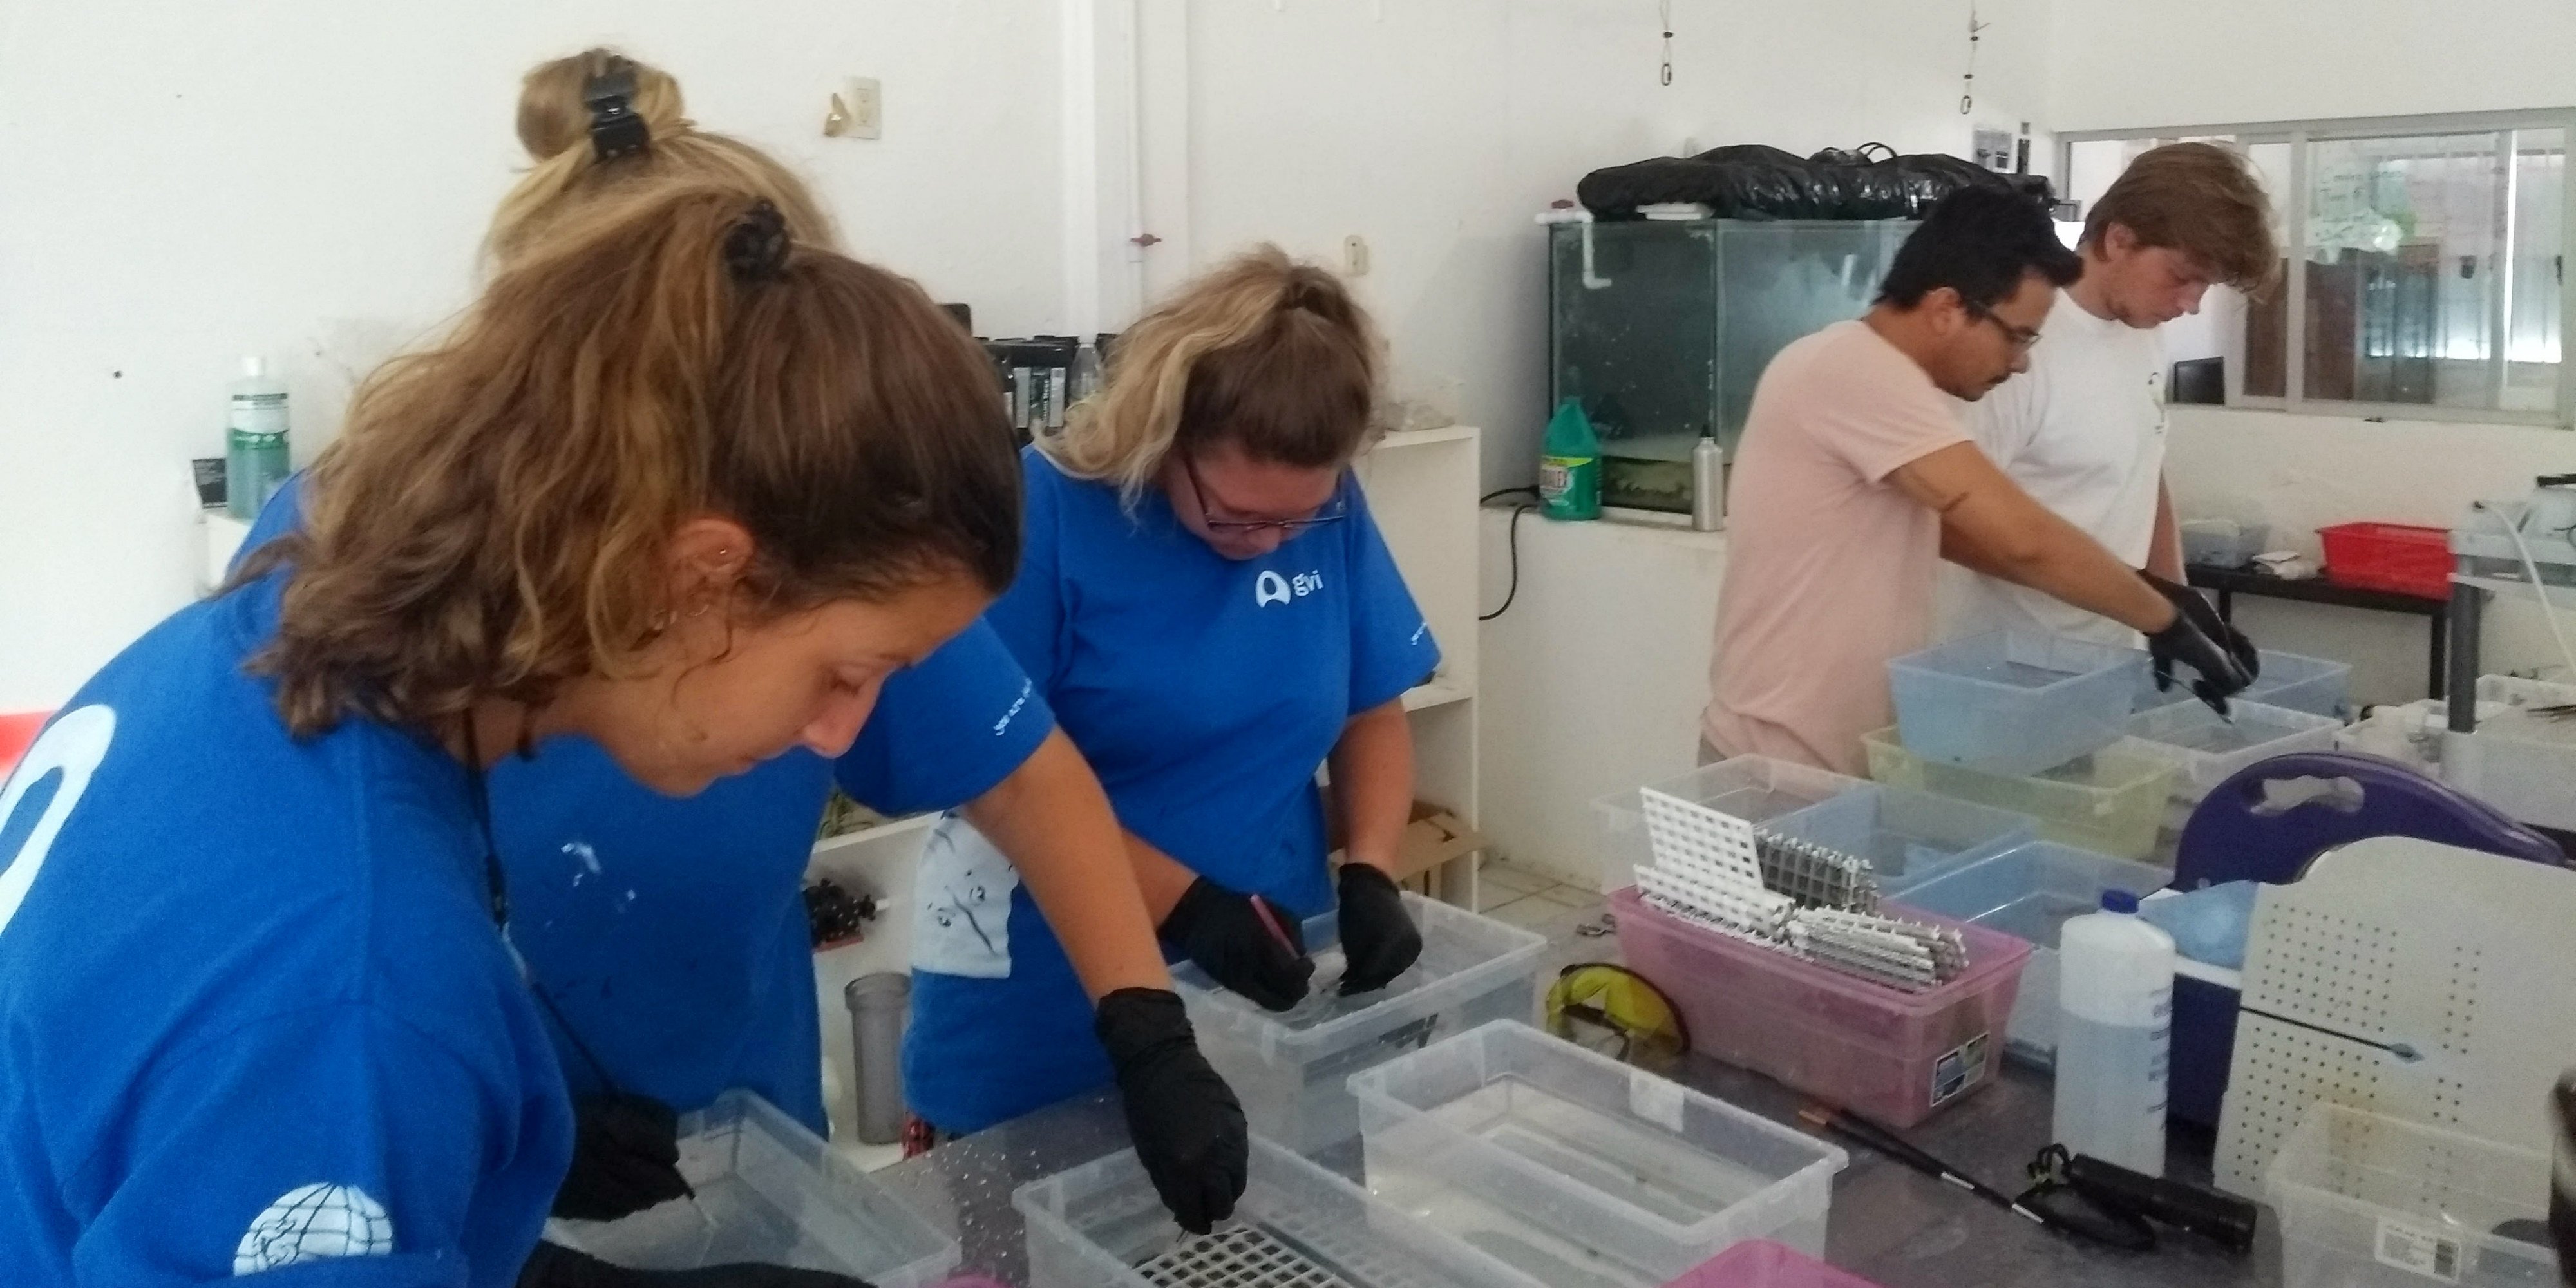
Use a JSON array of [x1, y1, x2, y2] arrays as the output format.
[[1549, 218, 1915, 513]]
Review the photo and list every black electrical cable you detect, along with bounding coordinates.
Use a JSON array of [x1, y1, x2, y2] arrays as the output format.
[[1479, 487, 1541, 621]]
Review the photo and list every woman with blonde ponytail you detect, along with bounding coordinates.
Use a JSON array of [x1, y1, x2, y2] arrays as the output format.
[[901, 245, 1441, 1144], [221, 48, 1253, 1260]]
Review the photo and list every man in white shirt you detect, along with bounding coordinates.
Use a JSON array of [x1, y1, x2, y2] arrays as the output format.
[[1952, 142, 2280, 645]]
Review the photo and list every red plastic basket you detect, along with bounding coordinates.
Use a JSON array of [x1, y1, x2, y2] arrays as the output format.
[[2318, 522, 2452, 600]]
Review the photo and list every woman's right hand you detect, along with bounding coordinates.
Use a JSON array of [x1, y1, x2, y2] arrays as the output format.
[[1157, 877, 1314, 1012], [1094, 988, 1249, 1235]]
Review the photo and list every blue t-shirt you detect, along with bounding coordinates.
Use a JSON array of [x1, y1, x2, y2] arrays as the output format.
[[0, 574, 573, 1286], [238, 476, 1056, 1133], [903, 448, 1439, 1133]]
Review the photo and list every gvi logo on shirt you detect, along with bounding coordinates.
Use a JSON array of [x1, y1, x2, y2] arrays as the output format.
[[1253, 569, 1324, 608]]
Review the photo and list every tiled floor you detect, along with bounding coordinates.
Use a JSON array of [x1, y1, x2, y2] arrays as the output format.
[[1477, 857, 1620, 977]]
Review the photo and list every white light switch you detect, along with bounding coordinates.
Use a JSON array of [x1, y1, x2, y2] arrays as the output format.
[[843, 78, 882, 140], [1343, 234, 1370, 276]]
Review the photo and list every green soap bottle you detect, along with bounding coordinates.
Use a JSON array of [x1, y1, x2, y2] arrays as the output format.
[[1538, 397, 1602, 520]]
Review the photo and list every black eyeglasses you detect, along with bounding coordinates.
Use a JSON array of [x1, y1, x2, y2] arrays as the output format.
[[1966, 303, 2043, 352], [1180, 455, 1349, 534]]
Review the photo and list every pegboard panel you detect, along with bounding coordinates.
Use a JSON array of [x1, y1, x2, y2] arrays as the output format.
[[2215, 1015, 2394, 1195], [2238, 902, 2397, 1039], [1639, 788, 1763, 887]]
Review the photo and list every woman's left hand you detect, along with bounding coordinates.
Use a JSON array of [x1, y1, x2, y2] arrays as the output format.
[[1334, 863, 1422, 994]]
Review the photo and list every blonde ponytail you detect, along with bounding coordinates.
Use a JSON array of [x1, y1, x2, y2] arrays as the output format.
[[484, 48, 836, 266]]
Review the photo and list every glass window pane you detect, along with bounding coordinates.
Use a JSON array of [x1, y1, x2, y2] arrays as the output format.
[[2301, 130, 2525, 409], [2505, 129, 2564, 412], [2237, 140, 2295, 398]]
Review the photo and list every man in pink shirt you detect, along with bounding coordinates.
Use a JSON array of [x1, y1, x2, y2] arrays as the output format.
[[1703, 187, 2252, 774]]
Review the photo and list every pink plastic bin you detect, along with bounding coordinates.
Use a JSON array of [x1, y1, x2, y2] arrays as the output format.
[[1663, 1240, 1886, 1288], [0, 711, 50, 782], [1609, 888, 2031, 1128]]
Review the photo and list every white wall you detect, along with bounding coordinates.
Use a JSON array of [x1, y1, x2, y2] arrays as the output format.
[[2051, 0, 2576, 131], [1176, 0, 2054, 493], [0, 1, 1065, 710]]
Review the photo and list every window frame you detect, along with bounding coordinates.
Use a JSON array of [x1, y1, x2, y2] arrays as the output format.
[[2058, 108, 2576, 429]]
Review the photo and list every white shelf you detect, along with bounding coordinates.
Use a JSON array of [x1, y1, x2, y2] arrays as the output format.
[[1401, 678, 1473, 712], [1370, 424, 1479, 451], [810, 811, 937, 862]]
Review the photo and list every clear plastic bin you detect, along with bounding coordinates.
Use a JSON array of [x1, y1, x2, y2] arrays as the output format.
[[1663, 1241, 1886, 1288], [1882, 842, 2170, 1063], [1591, 758, 1866, 895], [1861, 729, 2177, 862], [547, 1092, 960, 1285], [1887, 632, 2144, 775], [1173, 892, 1548, 1155], [1017, 1136, 1546, 1288], [1767, 784, 2036, 893], [1607, 889, 2031, 1128], [1348, 1021, 1846, 1286], [2124, 700, 2344, 805], [2179, 520, 2271, 569], [2132, 649, 2353, 721], [2441, 674, 2576, 831], [2264, 1103, 2555, 1288]]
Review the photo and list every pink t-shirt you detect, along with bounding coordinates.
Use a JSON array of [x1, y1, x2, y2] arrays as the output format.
[[1702, 320, 1971, 774]]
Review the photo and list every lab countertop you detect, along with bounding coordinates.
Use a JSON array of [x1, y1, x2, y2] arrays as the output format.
[[875, 1054, 2273, 1288]]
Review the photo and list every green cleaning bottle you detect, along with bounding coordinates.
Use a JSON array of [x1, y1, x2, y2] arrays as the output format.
[[1538, 397, 1602, 520]]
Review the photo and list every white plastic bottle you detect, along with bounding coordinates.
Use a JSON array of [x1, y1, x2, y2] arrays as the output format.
[[2053, 889, 2175, 1175]]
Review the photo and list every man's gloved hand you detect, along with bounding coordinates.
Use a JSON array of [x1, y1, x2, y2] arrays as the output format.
[[518, 1241, 873, 1287], [1159, 877, 1314, 1012], [550, 1092, 694, 1222], [1334, 864, 1423, 995], [1095, 987, 1249, 1236], [2140, 570, 2257, 715]]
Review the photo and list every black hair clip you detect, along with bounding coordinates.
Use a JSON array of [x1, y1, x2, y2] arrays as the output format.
[[724, 200, 791, 284], [582, 56, 650, 162]]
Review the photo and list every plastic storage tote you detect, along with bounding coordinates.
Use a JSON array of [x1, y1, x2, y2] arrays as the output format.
[[2318, 522, 2454, 599], [1766, 784, 2036, 893], [2441, 674, 2576, 832], [2264, 1103, 2556, 1288], [1887, 632, 2145, 775], [548, 1092, 959, 1285], [1861, 729, 2177, 862], [1663, 1242, 1886, 1288], [2125, 700, 2344, 808], [1882, 842, 2169, 1064], [1018, 1136, 1547, 1288], [2134, 649, 2354, 721], [1348, 1021, 1847, 1286], [1173, 891, 1547, 1155], [1592, 758, 1866, 894], [2179, 519, 2271, 569], [1607, 888, 2031, 1128]]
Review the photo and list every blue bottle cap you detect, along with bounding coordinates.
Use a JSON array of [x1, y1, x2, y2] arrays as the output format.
[[2101, 889, 2140, 914]]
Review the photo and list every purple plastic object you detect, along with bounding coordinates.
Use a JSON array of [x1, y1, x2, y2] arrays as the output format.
[[2167, 750, 2566, 1128], [1662, 1240, 1886, 1288], [2173, 750, 2564, 889]]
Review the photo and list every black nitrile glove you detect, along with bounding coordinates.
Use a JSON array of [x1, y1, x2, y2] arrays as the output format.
[[1334, 864, 1423, 995], [1159, 876, 1314, 1012], [1095, 987, 1248, 1235], [2550, 1072, 2574, 1281], [2141, 571, 2256, 715], [549, 1092, 694, 1222], [518, 1242, 874, 1287]]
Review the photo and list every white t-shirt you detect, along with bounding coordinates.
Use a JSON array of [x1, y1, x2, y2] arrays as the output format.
[[1945, 289, 2170, 645]]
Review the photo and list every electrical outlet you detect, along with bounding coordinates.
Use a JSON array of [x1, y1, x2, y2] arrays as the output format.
[[1343, 234, 1370, 276], [843, 77, 881, 140]]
